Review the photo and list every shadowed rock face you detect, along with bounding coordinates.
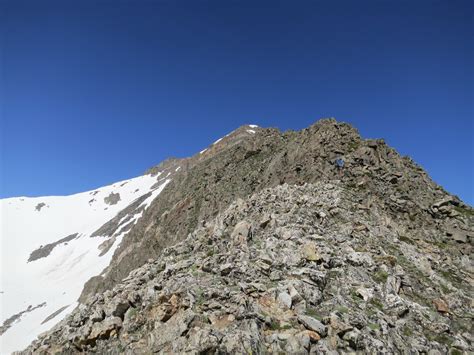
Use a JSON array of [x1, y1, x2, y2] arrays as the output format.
[[27, 233, 78, 262]]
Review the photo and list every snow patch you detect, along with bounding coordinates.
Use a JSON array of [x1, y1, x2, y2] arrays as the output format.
[[0, 174, 170, 353]]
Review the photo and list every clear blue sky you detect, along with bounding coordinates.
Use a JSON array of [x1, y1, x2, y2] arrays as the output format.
[[1, 0, 473, 204]]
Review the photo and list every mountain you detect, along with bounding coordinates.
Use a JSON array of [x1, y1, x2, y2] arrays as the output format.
[[2, 119, 473, 354]]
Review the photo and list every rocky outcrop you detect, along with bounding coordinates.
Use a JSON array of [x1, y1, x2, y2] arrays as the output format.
[[34, 203, 46, 211], [27, 234, 78, 262], [22, 179, 473, 353], [103, 192, 121, 206], [1, 303, 47, 336]]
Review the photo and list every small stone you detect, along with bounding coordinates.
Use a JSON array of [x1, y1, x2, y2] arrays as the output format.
[[342, 329, 360, 349], [259, 216, 271, 229], [220, 263, 233, 276], [288, 285, 302, 303], [302, 242, 321, 262], [269, 271, 282, 281], [356, 287, 373, 301], [433, 298, 449, 313], [306, 330, 321, 342], [90, 309, 105, 323]]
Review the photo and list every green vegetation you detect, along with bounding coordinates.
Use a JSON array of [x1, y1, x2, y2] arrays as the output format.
[[206, 248, 215, 257], [305, 308, 323, 320], [128, 307, 138, 318], [439, 269, 463, 285], [402, 325, 413, 337], [253, 239, 263, 248], [433, 240, 448, 250], [373, 270, 389, 284], [269, 320, 292, 331], [336, 306, 349, 314], [195, 287, 205, 307], [368, 323, 379, 330], [453, 205, 474, 217], [424, 331, 454, 346], [439, 281, 453, 294], [399, 235, 415, 245], [347, 140, 361, 152], [369, 298, 384, 311], [189, 264, 202, 277], [350, 290, 363, 303]]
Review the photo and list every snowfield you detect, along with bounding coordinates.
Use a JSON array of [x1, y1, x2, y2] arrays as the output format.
[[0, 173, 170, 354]]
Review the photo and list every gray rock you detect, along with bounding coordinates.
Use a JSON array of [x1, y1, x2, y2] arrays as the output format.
[[104, 298, 130, 318], [88, 316, 122, 341], [277, 292, 292, 308], [298, 315, 327, 336]]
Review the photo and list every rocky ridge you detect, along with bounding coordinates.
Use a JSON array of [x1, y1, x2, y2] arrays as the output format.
[[18, 118, 473, 353], [79, 119, 471, 304], [22, 179, 473, 353]]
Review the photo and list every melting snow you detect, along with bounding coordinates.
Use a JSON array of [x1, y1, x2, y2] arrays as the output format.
[[212, 138, 223, 145], [0, 174, 170, 353]]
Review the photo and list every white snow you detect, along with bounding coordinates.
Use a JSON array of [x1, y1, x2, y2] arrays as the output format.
[[247, 129, 256, 134], [248, 124, 258, 128], [0, 174, 170, 353], [199, 148, 207, 154], [212, 137, 223, 145]]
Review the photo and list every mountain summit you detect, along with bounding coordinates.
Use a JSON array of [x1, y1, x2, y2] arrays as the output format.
[[2, 119, 473, 354]]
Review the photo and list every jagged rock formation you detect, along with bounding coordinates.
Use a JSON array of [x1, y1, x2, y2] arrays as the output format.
[[80, 120, 471, 303], [19, 119, 473, 353]]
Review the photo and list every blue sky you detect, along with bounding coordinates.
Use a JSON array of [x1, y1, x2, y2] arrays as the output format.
[[1, 0, 473, 204]]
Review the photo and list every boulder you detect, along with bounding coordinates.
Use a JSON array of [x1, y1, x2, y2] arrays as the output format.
[[297, 315, 327, 337], [231, 221, 252, 242], [277, 292, 292, 309], [88, 316, 122, 341], [104, 298, 130, 318]]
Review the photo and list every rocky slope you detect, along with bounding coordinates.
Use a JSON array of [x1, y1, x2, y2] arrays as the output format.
[[16, 119, 474, 353]]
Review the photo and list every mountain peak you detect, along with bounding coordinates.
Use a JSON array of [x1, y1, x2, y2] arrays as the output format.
[[4, 119, 473, 354]]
